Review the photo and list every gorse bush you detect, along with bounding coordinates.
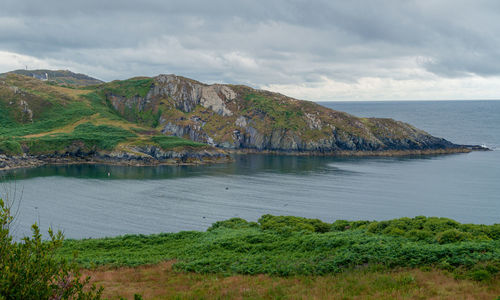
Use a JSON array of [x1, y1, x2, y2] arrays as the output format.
[[0, 199, 102, 299]]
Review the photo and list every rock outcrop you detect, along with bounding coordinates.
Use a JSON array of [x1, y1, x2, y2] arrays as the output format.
[[103, 75, 470, 154]]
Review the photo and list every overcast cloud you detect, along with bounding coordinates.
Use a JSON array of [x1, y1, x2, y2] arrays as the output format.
[[1, 0, 500, 100]]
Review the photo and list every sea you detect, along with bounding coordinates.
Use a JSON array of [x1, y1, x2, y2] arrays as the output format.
[[1, 100, 499, 239]]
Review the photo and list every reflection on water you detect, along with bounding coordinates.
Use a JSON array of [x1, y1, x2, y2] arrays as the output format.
[[1, 151, 498, 240], [1, 155, 332, 180], [1, 153, 442, 181]]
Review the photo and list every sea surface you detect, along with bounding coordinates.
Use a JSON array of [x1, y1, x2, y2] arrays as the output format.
[[1, 100, 499, 239]]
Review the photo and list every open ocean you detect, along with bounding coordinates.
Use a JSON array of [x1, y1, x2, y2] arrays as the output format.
[[2, 100, 499, 239]]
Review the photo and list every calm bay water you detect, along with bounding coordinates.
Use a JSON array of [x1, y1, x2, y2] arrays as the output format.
[[1, 100, 499, 239]]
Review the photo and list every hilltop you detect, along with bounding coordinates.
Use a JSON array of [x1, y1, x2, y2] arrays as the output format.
[[0, 70, 479, 170], [1, 69, 103, 87]]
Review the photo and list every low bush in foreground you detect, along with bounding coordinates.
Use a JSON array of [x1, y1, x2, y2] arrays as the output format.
[[58, 215, 500, 281], [0, 199, 102, 299]]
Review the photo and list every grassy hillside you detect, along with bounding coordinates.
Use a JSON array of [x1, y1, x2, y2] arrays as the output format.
[[0, 73, 211, 158]]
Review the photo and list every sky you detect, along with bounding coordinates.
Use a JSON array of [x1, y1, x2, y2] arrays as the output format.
[[1, 0, 500, 101]]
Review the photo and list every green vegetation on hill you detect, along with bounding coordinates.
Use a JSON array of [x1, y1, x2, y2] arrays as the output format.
[[0, 74, 211, 157], [1, 123, 135, 155], [58, 215, 500, 282], [151, 135, 207, 149], [101, 78, 154, 98], [23, 123, 136, 154], [0, 102, 95, 136], [243, 93, 306, 130]]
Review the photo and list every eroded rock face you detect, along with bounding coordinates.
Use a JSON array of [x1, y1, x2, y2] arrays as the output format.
[[107, 75, 235, 118], [153, 75, 233, 116], [200, 85, 233, 116]]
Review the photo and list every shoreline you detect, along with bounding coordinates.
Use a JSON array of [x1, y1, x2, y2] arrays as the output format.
[[0, 146, 486, 171], [227, 147, 478, 157], [0, 156, 232, 172]]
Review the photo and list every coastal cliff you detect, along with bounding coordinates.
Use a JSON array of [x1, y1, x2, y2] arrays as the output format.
[[0, 70, 481, 170], [104, 74, 467, 153]]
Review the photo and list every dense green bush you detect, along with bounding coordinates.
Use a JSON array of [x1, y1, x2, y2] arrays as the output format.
[[0, 199, 102, 299], [258, 215, 331, 233], [208, 218, 258, 231], [436, 229, 471, 244], [58, 215, 500, 280], [0, 140, 22, 155], [335, 216, 499, 243]]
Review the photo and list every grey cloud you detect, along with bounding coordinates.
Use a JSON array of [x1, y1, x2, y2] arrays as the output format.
[[1, 0, 500, 86]]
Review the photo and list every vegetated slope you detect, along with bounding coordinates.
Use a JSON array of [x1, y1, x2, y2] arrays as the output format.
[[0, 70, 474, 164], [1, 69, 103, 87], [101, 74, 469, 153], [59, 215, 500, 281], [0, 73, 227, 168]]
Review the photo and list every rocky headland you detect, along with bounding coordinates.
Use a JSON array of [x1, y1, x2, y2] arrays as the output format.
[[0, 70, 489, 171]]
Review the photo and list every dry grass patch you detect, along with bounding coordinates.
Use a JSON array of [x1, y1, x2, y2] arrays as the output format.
[[22, 114, 149, 139], [84, 262, 500, 300], [22, 114, 99, 138], [50, 85, 93, 99]]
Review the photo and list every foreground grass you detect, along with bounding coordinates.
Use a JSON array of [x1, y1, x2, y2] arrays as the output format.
[[85, 262, 500, 299]]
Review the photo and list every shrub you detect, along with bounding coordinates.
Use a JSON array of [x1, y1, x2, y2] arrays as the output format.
[[331, 220, 351, 231], [0, 140, 22, 155], [258, 215, 330, 233], [470, 269, 491, 281], [404, 229, 434, 242], [208, 218, 258, 231], [0, 199, 102, 299], [436, 229, 471, 244]]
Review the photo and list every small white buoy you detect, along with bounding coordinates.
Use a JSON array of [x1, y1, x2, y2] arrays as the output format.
[[107, 172, 110, 177]]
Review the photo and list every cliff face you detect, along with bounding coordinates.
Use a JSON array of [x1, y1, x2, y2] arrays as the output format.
[[104, 74, 460, 153]]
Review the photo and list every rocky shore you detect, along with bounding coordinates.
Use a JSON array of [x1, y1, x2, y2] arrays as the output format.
[[1, 144, 490, 172], [0, 146, 231, 171]]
